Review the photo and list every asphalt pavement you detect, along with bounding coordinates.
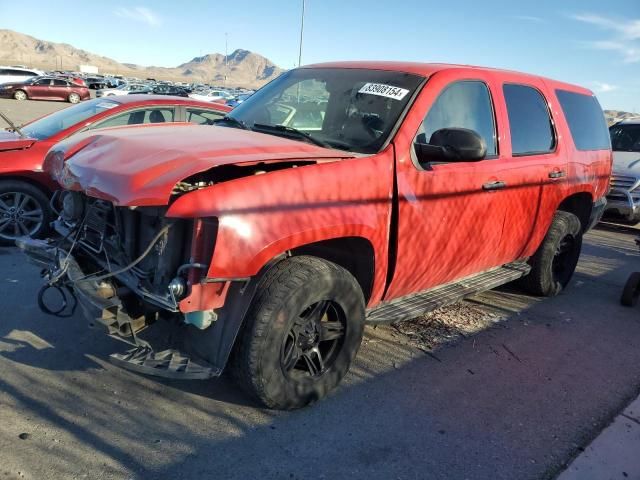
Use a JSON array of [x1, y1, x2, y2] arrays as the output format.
[[0, 224, 639, 480], [1, 97, 640, 480]]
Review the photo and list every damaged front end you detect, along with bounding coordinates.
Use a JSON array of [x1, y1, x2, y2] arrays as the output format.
[[18, 191, 228, 380]]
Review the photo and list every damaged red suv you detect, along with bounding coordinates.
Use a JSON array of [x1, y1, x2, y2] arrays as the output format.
[[21, 63, 611, 409]]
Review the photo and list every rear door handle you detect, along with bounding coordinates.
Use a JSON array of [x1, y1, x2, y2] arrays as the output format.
[[549, 170, 566, 179], [482, 180, 506, 191]]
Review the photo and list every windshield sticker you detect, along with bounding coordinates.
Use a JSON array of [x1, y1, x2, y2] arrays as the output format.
[[358, 83, 409, 100]]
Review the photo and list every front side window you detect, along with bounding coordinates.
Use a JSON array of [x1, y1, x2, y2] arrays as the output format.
[[503, 84, 555, 155], [33, 78, 51, 86], [92, 107, 175, 129], [417, 80, 497, 156], [225, 68, 424, 154], [610, 124, 640, 152]]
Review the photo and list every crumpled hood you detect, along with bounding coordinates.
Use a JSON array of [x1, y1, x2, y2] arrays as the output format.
[[0, 130, 36, 151], [49, 123, 354, 206], [613, 151, 640, 176]]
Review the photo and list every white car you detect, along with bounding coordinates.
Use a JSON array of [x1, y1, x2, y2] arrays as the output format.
[[606, 118, 640, 223], [0, 66, 43, 85], [188, 90, 234, 103], [96, 83, 151, 97]]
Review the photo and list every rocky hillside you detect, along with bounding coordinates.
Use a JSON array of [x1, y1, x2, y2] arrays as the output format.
[[0, 29, 284, 88], [604, 110, 639, 126]]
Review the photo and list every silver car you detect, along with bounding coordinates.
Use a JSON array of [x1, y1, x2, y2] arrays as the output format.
[[607, 118, 640, 223]]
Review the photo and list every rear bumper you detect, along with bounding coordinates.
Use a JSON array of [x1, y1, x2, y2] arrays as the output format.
[[588, 197, 607, 231], [604, 188, 639, 222]]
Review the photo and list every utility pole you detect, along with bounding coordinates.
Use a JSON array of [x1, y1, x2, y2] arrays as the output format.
[[224, 32, 228, 88], [298, 0, 306, 67]]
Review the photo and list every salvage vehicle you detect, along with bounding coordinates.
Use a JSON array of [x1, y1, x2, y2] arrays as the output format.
[[21, 62, 611, 409], [0, 95, 230, 244], [605, 118, 640, 223]]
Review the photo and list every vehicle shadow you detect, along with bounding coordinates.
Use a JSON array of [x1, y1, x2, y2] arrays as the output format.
[[0, 230, 639, 479]]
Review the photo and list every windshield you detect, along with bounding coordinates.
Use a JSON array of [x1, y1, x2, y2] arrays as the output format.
[[226, 68, 424, 153], [610, 124, 640, 152], [21, 98, 119, 140]]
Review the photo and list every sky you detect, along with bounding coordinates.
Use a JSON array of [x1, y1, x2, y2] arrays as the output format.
[[0, 0, 639, 110]]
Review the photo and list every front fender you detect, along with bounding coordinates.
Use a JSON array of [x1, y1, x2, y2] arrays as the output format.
[[166, 149, 394, 303]]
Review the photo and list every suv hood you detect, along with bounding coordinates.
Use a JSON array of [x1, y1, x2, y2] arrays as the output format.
[[0, 130, 36, 151], [613, 151, 640, 177], [49, 123, 355, 206]]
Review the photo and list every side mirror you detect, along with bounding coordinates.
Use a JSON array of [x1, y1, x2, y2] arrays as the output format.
[[414, 127, 487, 164]]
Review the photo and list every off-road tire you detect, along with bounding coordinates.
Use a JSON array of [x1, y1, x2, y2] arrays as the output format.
[[0, 181, 51, 246], [230, 256, 365, 409], [13, 90, 27, 101], [520, 211, 583, 296], [621, 272, 640, 307]]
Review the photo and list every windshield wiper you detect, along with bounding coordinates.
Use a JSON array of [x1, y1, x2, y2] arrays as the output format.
[[0, 111, 26, 138], [252, 123, 331, 149], [214, 115, 249, 130]]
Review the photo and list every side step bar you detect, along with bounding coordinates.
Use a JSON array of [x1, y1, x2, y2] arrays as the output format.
[[366, 261, 531, 324], [110, 347, 221, 380]]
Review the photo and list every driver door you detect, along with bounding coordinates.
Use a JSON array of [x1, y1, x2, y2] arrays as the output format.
[[385, 72, 509, 299]]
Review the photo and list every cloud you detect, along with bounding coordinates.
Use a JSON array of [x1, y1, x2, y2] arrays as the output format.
[[114, 6, 161, 27], [512, 15, 545, 23], [572, 13, 640, 63], [591, 81, 619, 93]]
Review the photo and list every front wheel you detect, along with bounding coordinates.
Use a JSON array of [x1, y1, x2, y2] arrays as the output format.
[[230, 256, 365, 409], [0, 181, 51, 246], [68, 93, 80, 104], [520, 211, 583, 296], [13, 90, 27, 101]]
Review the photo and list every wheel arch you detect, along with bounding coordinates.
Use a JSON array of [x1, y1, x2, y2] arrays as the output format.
[[557, 192, 594, 232], [289, 236, 376, 303], [0, 175, 54, 197]]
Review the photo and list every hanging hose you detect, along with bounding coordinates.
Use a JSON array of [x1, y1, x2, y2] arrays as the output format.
[[37, 283, 78, 318]]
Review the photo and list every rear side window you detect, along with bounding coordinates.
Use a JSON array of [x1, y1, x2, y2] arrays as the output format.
[[610, 124, 640, 152], [503, 84, 555, 155], [556, 90, 610, 151]]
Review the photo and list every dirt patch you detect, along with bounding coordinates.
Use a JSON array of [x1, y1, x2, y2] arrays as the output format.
[[391, 302, 502, 352]]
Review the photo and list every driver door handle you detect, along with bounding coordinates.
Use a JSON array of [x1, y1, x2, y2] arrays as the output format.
[[549, 170, 567, 179], [482, 180, 506, 191]]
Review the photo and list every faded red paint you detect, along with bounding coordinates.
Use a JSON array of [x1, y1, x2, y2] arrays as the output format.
[[48, 64, 612, 313]]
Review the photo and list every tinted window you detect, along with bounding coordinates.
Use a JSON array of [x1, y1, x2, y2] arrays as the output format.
[[34, 79, 52, 86], [187, 108, 225, 125], [503, 84, 555, 155], [610, 124, 640, 152], [92, 107, 175, 128], [419, 80, 497, 155], [555, 90, 610, 151], [53, 79, 68, 86]]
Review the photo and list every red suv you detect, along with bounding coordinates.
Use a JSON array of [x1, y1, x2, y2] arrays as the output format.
[[0, 76, 91, 103], [22, 63, 612, 409]]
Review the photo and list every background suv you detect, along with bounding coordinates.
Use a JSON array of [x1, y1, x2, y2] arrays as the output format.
[[605, 118, 640, 223]]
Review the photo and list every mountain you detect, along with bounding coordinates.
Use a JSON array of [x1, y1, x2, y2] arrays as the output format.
[[0, 29, 284, 88], [604, 110, 639, 126]]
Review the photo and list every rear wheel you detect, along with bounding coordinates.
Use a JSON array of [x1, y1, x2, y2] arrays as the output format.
[[621, 272, 640, 307], [520, 211, 583, 296], [13, 90, 27, 101], [0, 181, 51, 246], [231, 256, 365, 409], [68, 93, 80, 104]]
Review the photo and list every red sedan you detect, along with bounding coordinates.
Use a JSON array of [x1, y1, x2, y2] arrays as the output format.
[[0, 95, 231, 244], [0, 76, 91, 103]]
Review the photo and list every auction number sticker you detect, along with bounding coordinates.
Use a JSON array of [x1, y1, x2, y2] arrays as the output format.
[[358, 83, 409, 100]]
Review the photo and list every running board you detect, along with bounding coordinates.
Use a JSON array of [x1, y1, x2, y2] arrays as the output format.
[[110, 347, 221, 380], [366, 261, 531, 324]]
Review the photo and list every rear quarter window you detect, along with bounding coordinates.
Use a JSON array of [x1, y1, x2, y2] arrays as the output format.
[[555, 90, 610, 151]]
